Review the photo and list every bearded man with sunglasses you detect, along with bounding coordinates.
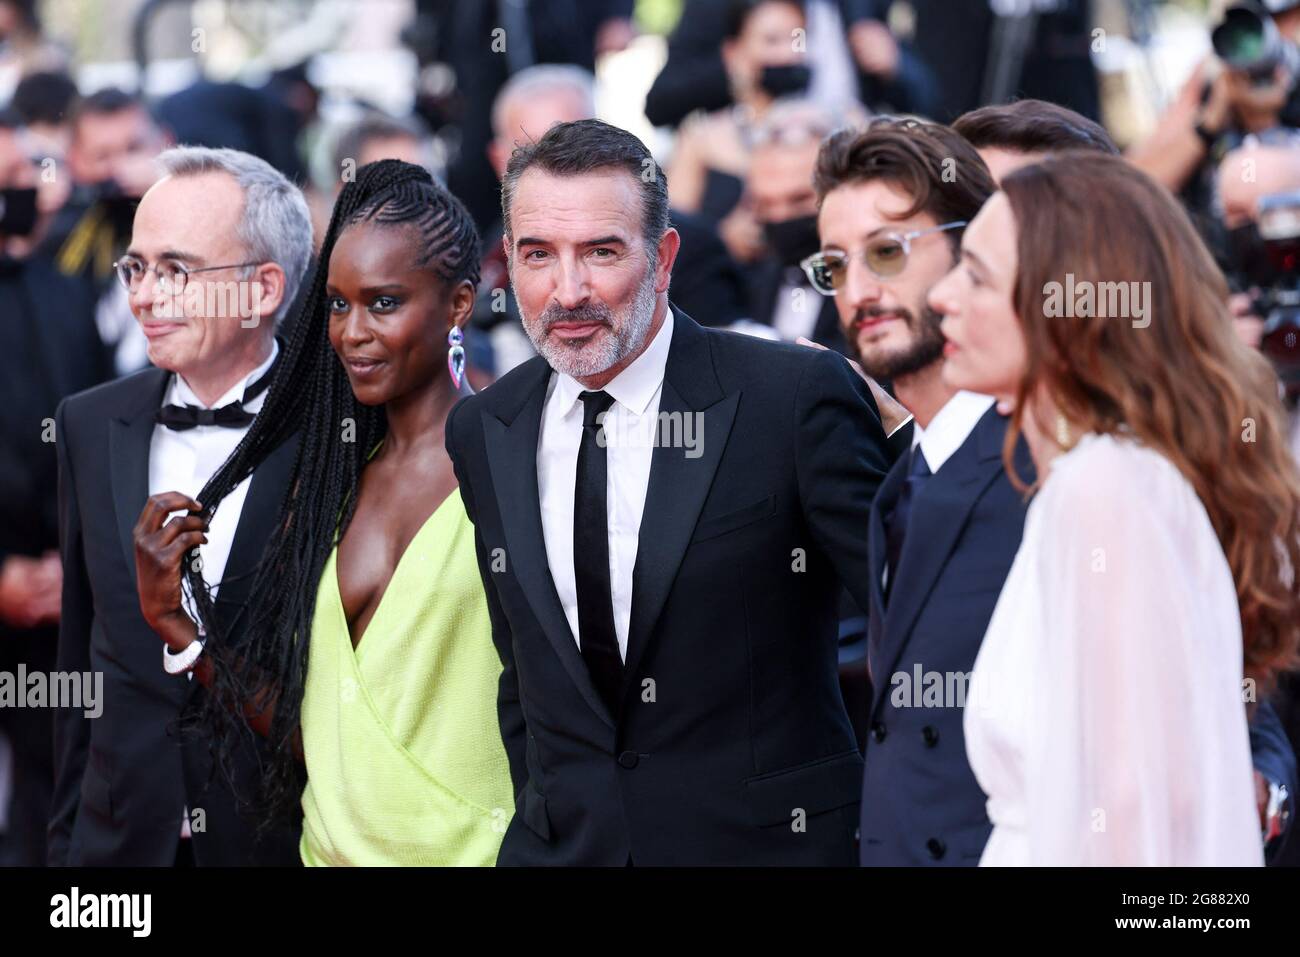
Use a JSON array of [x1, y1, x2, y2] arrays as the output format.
[[806, 117, 1031, 866], [48, 146, 311, 866]]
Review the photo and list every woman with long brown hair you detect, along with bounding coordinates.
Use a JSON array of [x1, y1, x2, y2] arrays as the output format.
[[928, 151, 1300, 865]]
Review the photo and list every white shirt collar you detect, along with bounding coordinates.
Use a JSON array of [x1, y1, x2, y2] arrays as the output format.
[[553, 309, 674, 419], [166, 338, 280, 411], [911, 390, 995, 473]]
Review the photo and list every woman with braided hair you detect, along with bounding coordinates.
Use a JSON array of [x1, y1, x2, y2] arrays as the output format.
[[132, 159, 513, 865]]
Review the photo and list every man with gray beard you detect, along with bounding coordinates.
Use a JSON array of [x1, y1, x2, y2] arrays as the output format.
[[445, 119, 892, 865]]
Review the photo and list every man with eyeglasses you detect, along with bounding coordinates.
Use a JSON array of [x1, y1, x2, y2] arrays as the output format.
[[44, 88, 171, 377], [48, 146, 311, 867], [807, 116, 1026, 866], [743, 100, 853, 354]]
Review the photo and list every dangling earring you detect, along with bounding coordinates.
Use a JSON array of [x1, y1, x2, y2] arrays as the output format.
[[447, 325, 466, 389], [1055, 411, 1074, 451]]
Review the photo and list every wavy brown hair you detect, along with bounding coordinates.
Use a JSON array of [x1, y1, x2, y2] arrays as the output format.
[[1000, 151, 1300, 688]]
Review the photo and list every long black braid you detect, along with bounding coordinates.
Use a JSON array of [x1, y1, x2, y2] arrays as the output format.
[[181, 159, 481, 824]]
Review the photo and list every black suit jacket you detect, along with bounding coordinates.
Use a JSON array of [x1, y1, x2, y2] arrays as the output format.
[[446, 308, 891, 865], [0, 257, 109, 576], [860, 405, 1029, 865], [0, 256, 112, 864], [49, 367, 301, 866]]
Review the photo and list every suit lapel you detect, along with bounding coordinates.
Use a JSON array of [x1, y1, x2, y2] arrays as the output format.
[[873, 406, 1008, 697], [865, 459, 906, 680], [481, 358, 616, 728], [109, 369, 170, 590], [622, 311, 734, 693], [886, 418, 915, 464], [480, 311, 735, 724]]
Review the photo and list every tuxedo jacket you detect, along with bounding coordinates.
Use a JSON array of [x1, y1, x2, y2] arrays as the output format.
[[860, 405, 1029, 865], [446, 308, 891, 865], [49, 367, 301, 866]]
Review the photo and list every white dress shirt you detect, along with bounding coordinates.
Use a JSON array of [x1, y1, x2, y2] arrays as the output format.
[[148, 339, 278, 619], [909, 390, 996, 473], [771, 271, 822, 344], [149, 341, 276, 839], [536, 310, 674, 661]]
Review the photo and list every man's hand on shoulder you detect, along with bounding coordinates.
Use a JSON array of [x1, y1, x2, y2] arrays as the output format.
[[796, 337, 913, 436]]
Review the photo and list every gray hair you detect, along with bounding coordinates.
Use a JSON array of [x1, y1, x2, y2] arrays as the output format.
[[155, 145, 313, 326], [749, 97, 860, 152], [331, 112, 430, 176], [501, 119, 669, 265], [491, 64, 596, 141]]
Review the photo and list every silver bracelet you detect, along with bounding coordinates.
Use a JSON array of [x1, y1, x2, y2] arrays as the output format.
[[163, 638, 205, 675]]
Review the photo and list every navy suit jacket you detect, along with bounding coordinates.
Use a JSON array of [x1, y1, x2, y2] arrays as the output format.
[[1251, 699, 1297, 863], [859, 405, 1029, 865]]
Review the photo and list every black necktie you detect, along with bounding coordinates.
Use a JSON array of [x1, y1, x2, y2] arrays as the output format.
[[574, 389, 622, 712], [155, 353, 278, 431], [884, 446, 932, 602]]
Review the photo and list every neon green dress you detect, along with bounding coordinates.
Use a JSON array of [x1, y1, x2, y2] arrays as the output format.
[[299, 486, 513, 866]]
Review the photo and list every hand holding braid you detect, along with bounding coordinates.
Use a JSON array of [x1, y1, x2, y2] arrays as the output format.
[[180, 160, 481, 823]]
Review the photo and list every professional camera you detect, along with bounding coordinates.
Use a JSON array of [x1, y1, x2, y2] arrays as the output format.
[[1222, 189, 1300, 391], [1213, 1, 1300, 87], [0, 186, 38, 237]]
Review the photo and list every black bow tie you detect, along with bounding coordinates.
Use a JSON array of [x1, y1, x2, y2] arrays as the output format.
[[155, 351, 278, 432]]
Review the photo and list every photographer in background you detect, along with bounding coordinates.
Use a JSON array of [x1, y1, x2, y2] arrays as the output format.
[[43, 88, 169, 375], [1211, 133, 1300, 864], [1215, 135, 1300, 437], [666, 0, 812, 245], [1131, 1, 1300, 230], [49, 88, 167, 280], [743, 98, 853, 352], [0, 109, 109, 865]]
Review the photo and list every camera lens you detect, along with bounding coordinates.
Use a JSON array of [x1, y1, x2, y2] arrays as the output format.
[[1213, 6, 1274, 71]]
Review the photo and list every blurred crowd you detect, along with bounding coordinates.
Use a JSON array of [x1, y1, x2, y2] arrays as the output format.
[[2, 0, 1300, 867]]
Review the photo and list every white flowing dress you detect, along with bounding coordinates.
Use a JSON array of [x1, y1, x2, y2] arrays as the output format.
[[964, 432, 1262, 866]]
